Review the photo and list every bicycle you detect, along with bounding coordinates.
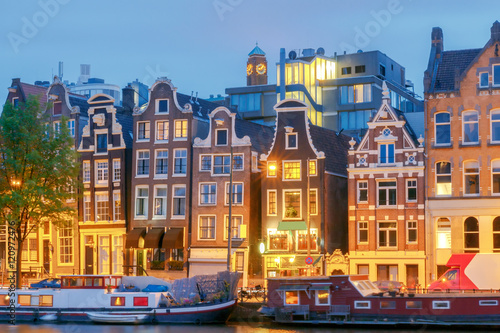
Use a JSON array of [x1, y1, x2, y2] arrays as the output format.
[[238, 285, 266, 302]]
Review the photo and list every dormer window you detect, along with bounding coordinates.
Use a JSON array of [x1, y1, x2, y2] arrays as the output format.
[[156, 99, 168, 114], [479, 72, 489, 88], [53, 101, 62, 115], [286, 133, 297, 149], [96, 134, 107, 153], [12, 97, 19, 108], [379, 143, 394, 164], [216, 129, 228, 146]]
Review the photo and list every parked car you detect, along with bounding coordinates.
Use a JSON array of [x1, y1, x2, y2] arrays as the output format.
[[375, 280, 406, 294], [30, 278, 61, 289]]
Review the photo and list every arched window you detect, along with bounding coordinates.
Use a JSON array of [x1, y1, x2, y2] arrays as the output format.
[[464, 217, 479, 252], [494, 217, 500, 251], [436, 162, 451, 196], [491, 110, 500, 143], [462, 111, 479, 144], [436, 218, 451, 249], [492, 160, 500, 194], [464, 161, 479, 195], [435, 112, 451, 145]]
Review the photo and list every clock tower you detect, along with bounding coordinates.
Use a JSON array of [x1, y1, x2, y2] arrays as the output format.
[[247, 43, 268, 86]]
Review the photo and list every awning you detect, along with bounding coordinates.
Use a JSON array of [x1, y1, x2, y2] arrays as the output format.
[[125, 228, 146, 248], [162, 228, 184, 249], [309, 284, 331, 291], [144, 228, 164, 248], [276, 284, 310, 291], [277, 221, 307, 231]]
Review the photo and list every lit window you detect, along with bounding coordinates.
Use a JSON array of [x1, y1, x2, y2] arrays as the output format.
[[309, 160, 317, 176], [268, 161, 277, 177], [286, 133, 297, 149], [436, 218, 451, 249], [154, 186, 167, 217], [156, 121, 169, 141], [113, 191, 121, 221], [493, 160, 500, 194], [464, 160, 479, 195], [479, 72, 489, 88], [315, 290, 330, 305], [283, 161, 301, 180], [285, 291, 299, 305], [135, 187, 148, 218], [378, 222, 397, 248], [83, 193, 91, 222], [309, 189, 318, 215], [137, 121, 150, 141], [113, 159, 121, 182], [155, 150, 168, 177], [406, 179, 417, 202], [493, 217, 500, 251], [268, 229, 288, 251], [40, 295, 53, 307], [200, 183, 216, 205], [378, 181, 396, 206], [200, 155, 211, 171], [174, 119, 188, 139], [436, 162, 451, 196], [59, 227, 73, 264], [137, 150, 150, 176], [379, 143, 394, 164], [83, 161, 90, 183], [95, 192, 109, 221], [226, 182, 243, 205], [96, 161, 108, 185], [284, 190, 301, 219], [156, 99, 169, 113], [268, 190, 277, 215], [111, 297, 126, 307], [407, 221, 417, 243], [435, 112, 451, 145], [462, 111, 478, 144], [491, 110, 500, 143], [340, 84, 372, 104], [297, 229, 317, 251], [216, 129, 228, 146], [358, 221, 368, 243], [172, 185, 186, 217], [464, 217, 479, 251], [199, 216, 215, 239], [225, 216, 243, 239], [173, 149, 187, 175], [358, 181, 368, 203]]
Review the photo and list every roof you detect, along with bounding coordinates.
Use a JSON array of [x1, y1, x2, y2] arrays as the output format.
[[176, 93, 228, 119], [248, 45, 266, 56], [431, 48, 482, 92], [276, 100, 307, 109], [234, 118, 274, 154], [309, 124, 350, 176], [115, 110, 133, 148], [19, 82, 48, 105]]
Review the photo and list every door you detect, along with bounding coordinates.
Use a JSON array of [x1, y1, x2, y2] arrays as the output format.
[[43, 240, 50, 276], [85, 246, 94, 274], [137, 249, 144, 276], [406, 265, 418, 289], [98, 236, 110, 275]]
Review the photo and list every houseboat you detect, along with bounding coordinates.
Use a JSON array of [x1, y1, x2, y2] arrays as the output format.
[[261, 275, 500, 328], [0, 271, 238, 324]]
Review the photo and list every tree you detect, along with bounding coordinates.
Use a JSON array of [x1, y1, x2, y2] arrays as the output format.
[[0, 95, 79, 288]]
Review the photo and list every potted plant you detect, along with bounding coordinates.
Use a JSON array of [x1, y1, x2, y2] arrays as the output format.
[[106, 284, 112, 293]]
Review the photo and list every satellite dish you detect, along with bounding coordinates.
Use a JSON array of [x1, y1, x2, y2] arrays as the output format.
[[316, 47, 325, 55], [289, 50, 297, 60]]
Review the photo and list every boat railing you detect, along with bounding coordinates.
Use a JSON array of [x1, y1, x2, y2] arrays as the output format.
[[275, 305, 309, 322], [327, 305, 350, 321], [122, 265, 149, 276]]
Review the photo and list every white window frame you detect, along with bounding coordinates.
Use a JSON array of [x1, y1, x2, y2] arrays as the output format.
[[463, 160, 479, 196], [95, 191, 109, 222], [436, 161, 452, 196], [198, 215, 216, 240], [358, 221, 368, 244], [171, 185, 186, 218], [58, 226, 73, 265], [267, 229, 289, 251], [53, 120, 61, 136], [406, 179, 417, 202], [432, 301, 450, 310], [296, 228, 317, 251], [224, 215, 244, 240], [267, 190, 277, 216], [479, 72, 489, 88], [155, 98, 169, 114], [95, 131, 108, 154], [153, 185, 167, 218], [113, 190, 121, 222], [200, 155, 212, 172], [173, 149, 187, 176], [135, 186, 149, 219], [315, 290, 330, 306], [95, 160, 109, 186], [213, 155, 231, 175], [479, 300, 498, 306], [437, 217, 451, 249], [284, 290, 300, 306], [232, 154, 244, 171], [377, 180, 397, 207], [492, 110, 500, 144], [225, 182, 243, 206], [174, 119, 188, 140], [377, 222, 397, 249], [83, 192, 91, 222], [462, 110, 479, 145], [199, 182, 217, 205], [286, 132, 298, 150], [215, 128, 228, 146], [83, 161, 91, 183], [283, 189, 302, 220], [136, 150, 150, 177], [358, 180, 368, 203], [378, 143, 395, 164], [12, 97, 19, 108], [308, 160, 317, 176], [267, 161, 277, 178], [354, 301, 371, 309], [154, 149, 168, 178], [435, 112, 451, 146], [155, 120, 169, 142], [113, 159, 121, 182], [137, 121, 150, 141], [407, 221, 417, 244], [283, 160, 301, 181], [67, 119, 75, 137]]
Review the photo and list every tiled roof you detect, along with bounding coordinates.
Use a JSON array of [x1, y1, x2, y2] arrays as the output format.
[[309, 124, 350, 176], [115, 111, 134, 148], [177, 93, 227, 119], [68, 95, 90, 116], [432, 49, 482, 92], [20, 83, 48, 105], [234, 118, 274, 155], [248, 45, 266, 56]]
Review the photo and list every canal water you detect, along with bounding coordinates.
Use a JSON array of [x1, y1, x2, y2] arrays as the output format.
[[0, 323, 486, 333]]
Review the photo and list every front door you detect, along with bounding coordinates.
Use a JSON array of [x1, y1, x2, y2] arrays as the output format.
[[43, 240, 50, 276], [85, 245, 94, 274], [137, 250, 144, 276]]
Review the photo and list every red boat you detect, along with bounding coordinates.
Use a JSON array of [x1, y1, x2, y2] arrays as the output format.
[[261, 275, 500, 328]]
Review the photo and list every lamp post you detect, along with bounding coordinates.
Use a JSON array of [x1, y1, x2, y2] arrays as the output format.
[[227, 145, 233, 271]]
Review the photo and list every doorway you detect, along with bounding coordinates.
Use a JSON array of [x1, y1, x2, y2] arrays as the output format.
[[43, 240, 50, 276]]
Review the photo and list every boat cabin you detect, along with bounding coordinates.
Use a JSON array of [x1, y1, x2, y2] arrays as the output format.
[[60, 275, 123, 289]]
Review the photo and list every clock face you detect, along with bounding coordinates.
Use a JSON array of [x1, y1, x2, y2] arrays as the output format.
[[247, 64, 253, 75], [256, 63, 267, 75]]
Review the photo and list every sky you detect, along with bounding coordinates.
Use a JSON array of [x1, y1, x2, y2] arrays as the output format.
[[1, 0, 500, 105]]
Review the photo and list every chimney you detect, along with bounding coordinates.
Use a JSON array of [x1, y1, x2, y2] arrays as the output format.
[[279, 48, 286, 101], [122, 85, 135, 114], [431, 27, 443, 57], [491, 21, 500, 42]]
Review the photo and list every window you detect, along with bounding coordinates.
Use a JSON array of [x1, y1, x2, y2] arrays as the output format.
[[154, 186, 167, 217], [96, 161, 108, 185], [134, 297, 149, 307], [68, 119, 75, 137], [200, 155, 212, 171], [435, 112, 451, 145], [226, 182, 243, 205], [199, 216, 215, 240], [83, 161, 90, 183], [464, 216, 479, 251], [494, 64, 500, 86], [379, 143, 395, 164], [297, 229, 317, 251], [233, 155, 243, 170], [96, 133, 107, 153], [156, 99, 168, 113], [493, 217, 500, 251], [56, 226, 73, 264], [174, 119, 188, 139], [406, 179, 417, 202], [406, 301, 422, 309], [268, 190, 277, 215], [480, 72, 489, 88], [492, 110, 500, 143], [84, 193, 91, 222], [113, 191, 121, 221], [436, 162, 452, 196], [200, 183, 216, 205], [113, 159, 121, 182], [173, 149, 187, 175], [308, 160, 317, 176], [358, 265, 369, 274], [354, 301, 371, 309], [358, 181, 368, 203], [309, 189, 318, 215], [156, 121, 169, 141], [378, 181, 396, 206], [135, 187, 149, 218], [377, 264, 398, 280], [283, 161, 301, 180], [111, 297, 126, 307], [216, 129, 228, 145], [252, 153, 258, 171], [53, 101, 62, 115], [286, 133, 297, 149], [137, 150, 150, 176], [315, 290, 330, 305], [378, 222, 397, 248], [155, 150, 168, 177], [172, 185, 186, 217], [268, 230, 288, 250], [225, 215, 243, 239], [380, 64, 386, 76], [213, 155, 231, 174], [268, 161, 277, 177], [285, 291, 299, 305], [22, 238, 38, 261], [137, 121, 150, 141], [380, 301, 396, 309], [95, 192, 109, 221], [493, 160, 500, 194], [355, 65, 365, 73], [462, 111, 478, 144], [39, 295, 53, 307], [437, 218, 451, 249], [339, 110, 372, 130], [464, 160, 479, 195], [407, 221, 417, 243], [341, 67, 351, 75], [53, 121, 61, 136], [432, 301, 450, 310], [284, 190, 301, 219], [358, 221, 368, 243], [480, 300, 498, 306], [236, 252, 244, 272], [12, 97, 19, 108]]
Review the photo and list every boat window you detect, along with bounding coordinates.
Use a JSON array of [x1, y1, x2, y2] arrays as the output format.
[[94, 278, 103, 287], [110, 278, 116, 286], [479, 300, 498, 306], [84, 278, 93, 287], [445, 270, 457, 281], [18, 295, 31, 306], [134, 297, 148, 306], [111, 296, 126, 306], [40, 295, 53, 307], [354, 301, 371, 309], [116, 278, 122, 286], [62, 279, 70, 287], [315, 290, 330, 306], [105, 278, 110, 286], [406, 301, 422, 309], [432, 301, 450, 309], [285, 291, 299, 305], [1, 295, 9, 306], [356, 282, 365, 290], [380, 301, 396, 309], [365, 281, 377, 289]]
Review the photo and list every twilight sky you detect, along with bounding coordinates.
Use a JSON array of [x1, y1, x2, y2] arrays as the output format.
[[1, 0, 500, 105]]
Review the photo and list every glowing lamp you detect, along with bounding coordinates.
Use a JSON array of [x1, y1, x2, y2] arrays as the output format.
[[259, 242, 265, 254]]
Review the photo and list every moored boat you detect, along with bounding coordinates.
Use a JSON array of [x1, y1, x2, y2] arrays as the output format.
[[0, 271, 239, 324], [261, 274, 500, 328]]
